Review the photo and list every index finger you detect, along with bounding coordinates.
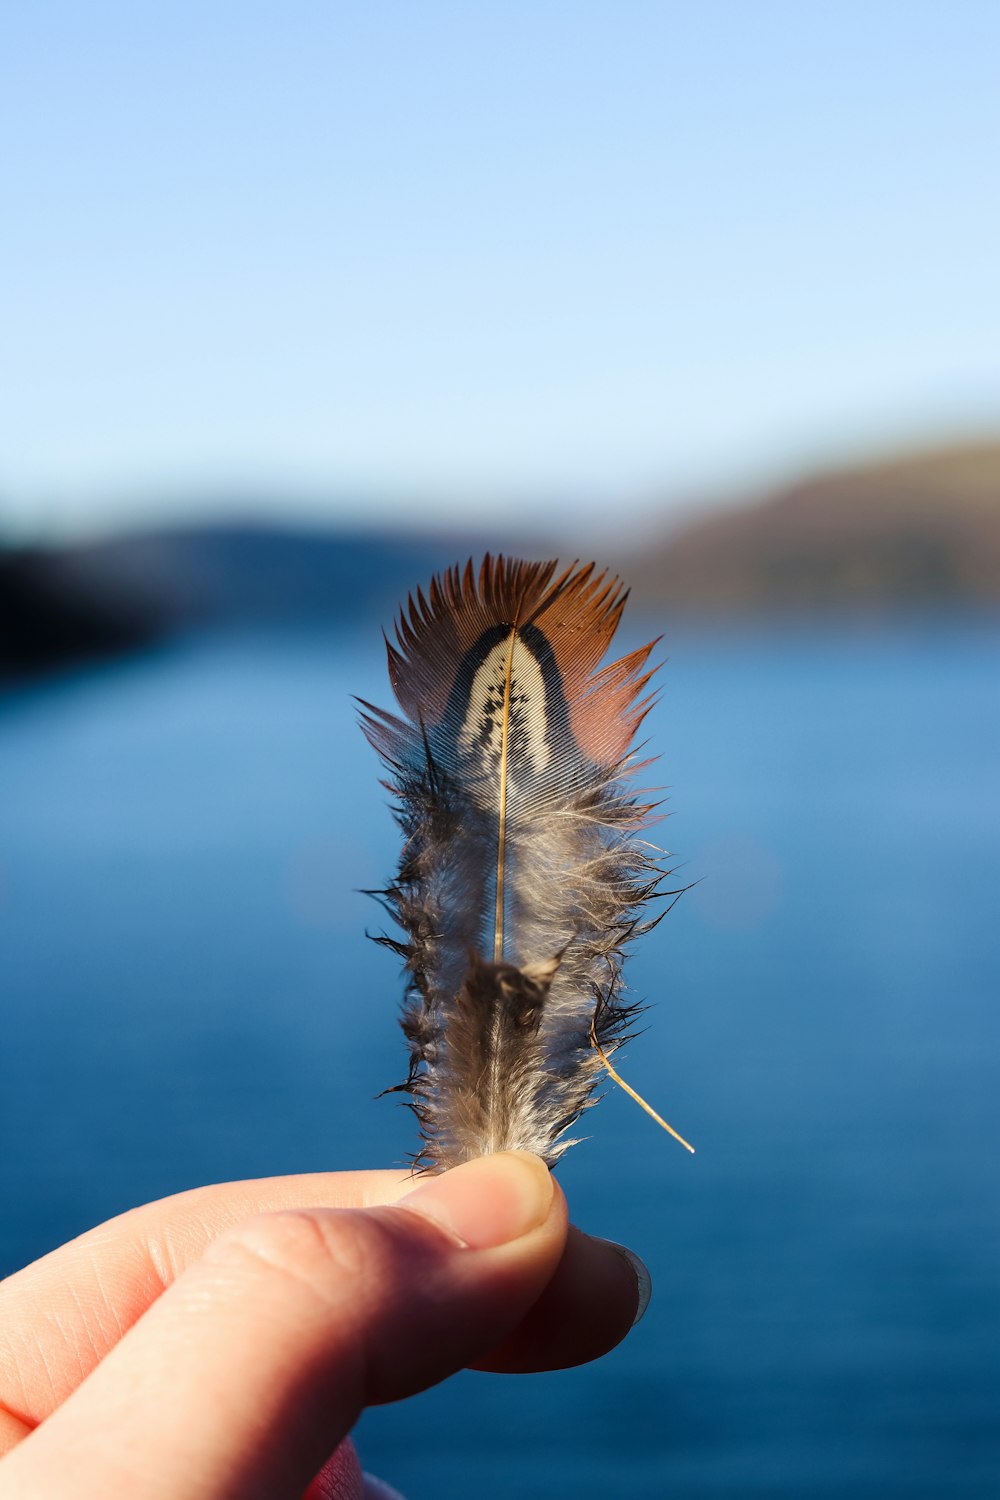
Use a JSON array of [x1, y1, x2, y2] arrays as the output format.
[[0, 1170, 411, 1441], [0, 1165, 644, 1451]]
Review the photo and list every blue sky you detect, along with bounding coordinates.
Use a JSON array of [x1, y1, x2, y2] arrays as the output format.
[[2, 2, 999, 539]]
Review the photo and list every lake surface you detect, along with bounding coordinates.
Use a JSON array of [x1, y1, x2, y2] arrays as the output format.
[[1, 618, 998, 1498]]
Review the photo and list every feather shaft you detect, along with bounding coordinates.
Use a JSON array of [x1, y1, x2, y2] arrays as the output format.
[[493, 623, 517, 960]]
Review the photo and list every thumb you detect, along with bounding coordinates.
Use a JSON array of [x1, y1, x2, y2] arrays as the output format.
[[0, 1153, 564, 1500]]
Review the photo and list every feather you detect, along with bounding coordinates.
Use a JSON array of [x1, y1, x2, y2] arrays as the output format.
[[360, 554, 671, 1171]]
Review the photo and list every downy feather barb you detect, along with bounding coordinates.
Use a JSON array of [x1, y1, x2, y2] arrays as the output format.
[[360, 555, 667, 1170]]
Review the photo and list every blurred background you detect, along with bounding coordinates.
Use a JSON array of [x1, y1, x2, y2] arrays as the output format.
[[2, 3, 999, 1496]]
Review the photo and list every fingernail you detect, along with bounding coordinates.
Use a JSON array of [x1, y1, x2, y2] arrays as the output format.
[[594, 1238, 653, 1325], [398, 1151, 555, 1250]]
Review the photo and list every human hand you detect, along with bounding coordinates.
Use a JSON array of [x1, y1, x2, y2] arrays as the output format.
[[0, 1152, 649, 1498]]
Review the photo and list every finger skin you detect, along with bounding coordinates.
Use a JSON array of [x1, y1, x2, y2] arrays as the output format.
[[0, 1170, 411, 1446], [0, 1155, 567, 1500], [472, 1224, 642, 1372], [0, 1168, 642, 1448]]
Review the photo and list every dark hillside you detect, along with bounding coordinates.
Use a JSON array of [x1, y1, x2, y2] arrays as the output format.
[[623, 442, 1000, 611]]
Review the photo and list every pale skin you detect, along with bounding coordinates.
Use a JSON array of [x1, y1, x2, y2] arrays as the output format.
[[0, 1151, 647, 1499]]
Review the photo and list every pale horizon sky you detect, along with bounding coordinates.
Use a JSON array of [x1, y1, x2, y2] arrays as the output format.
[[3, 2, 999, 541]]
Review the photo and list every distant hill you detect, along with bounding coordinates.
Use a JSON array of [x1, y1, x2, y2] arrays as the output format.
[[623, 442, 1000, 612], [0, 524, 459, 681], [0, 547, 160, 679], [4, 440, 999, 680], [49, 523, 464, 626]]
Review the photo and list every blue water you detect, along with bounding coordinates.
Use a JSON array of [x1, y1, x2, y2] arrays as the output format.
[[1, 620, 998, 1498]]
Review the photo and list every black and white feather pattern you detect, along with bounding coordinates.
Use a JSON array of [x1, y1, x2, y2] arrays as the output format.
[[360, 555, 665, 1170]]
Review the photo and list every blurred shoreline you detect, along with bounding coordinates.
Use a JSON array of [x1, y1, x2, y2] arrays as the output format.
[[3, 437, 998, 682]]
